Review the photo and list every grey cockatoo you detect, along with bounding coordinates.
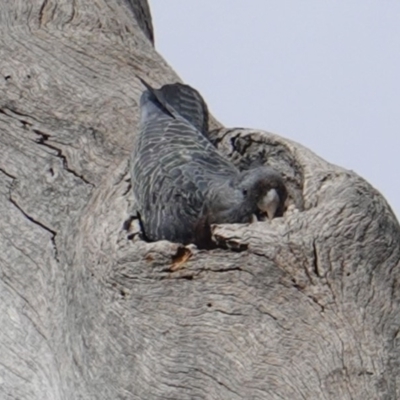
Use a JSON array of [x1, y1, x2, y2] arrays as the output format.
[[130, 79, 287, 247]]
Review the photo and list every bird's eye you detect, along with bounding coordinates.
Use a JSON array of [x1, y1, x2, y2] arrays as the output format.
[[242, 189, 248, 196]]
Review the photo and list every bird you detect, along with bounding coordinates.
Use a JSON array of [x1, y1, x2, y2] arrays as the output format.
[[130, 79, 287, 248]]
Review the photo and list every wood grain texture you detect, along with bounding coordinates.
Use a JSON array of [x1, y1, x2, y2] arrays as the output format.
[[0, 1, 399, 399]]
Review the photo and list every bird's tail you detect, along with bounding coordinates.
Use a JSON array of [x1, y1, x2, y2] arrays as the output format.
[[138, 77, 176, 119], [138, 78, 209, 135], [158, 83, 209, 135]]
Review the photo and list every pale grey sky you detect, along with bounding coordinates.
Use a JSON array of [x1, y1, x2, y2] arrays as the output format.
[[150, 2, 400, 218]]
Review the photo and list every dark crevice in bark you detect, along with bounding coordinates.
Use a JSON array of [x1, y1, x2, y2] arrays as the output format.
[[122, 214, 137, 231], [291, 279, 325, 313], [223, 133, 243, 159], [212, 309, 244, 317], [209, 128, 238, 147], [211, 234, 248, 252], [207, 266, 244, 274], [38, 0, 50, 26], [254, 308, 280, 322], [134, 211, 150, 242], [170, 274, 194, 280], [8, 195, 59, 263], [230, 134, 252, 156], [123, 212, 142, 241], [0, 167, 17, 181], [121, 180, 132, 197], [33, 129, 94, 187], [0, 106, 39, 123], [192, 367, 242, 398], [0, 109, 33, 130], [158, 264, 245, 281], [158, 270, 199, 281], [310, 295, 325, 312]]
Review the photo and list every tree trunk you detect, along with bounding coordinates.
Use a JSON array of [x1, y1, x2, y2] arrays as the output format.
[[0, 1, 399, 399]]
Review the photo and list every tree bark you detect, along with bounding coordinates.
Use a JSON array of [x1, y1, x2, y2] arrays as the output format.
[[0, 1, 399, 399]]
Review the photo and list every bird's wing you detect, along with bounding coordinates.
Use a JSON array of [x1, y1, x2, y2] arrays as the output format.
[[131, 113, 237, 244]]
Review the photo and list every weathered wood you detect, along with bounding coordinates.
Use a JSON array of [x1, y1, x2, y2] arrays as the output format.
[[0, 1, 399, 399]]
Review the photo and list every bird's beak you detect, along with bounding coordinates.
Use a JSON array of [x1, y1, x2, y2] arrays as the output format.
[[257, 188, 280, 220]]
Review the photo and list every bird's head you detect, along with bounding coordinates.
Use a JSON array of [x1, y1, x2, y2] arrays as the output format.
[[238, 166, 287, 219]]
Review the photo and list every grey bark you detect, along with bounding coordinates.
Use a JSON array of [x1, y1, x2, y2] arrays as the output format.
[[0, 1, 399, 399]]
